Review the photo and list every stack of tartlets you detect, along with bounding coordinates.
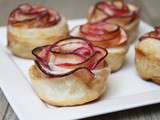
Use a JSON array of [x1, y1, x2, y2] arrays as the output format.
[[7, 0, 155, 107]]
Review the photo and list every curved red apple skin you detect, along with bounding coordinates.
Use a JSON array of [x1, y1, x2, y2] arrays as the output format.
[[89, 1, 139, 26], [140, 26, 160, 41], [79, 22, 127, 48], [32, 37, 108, 78], [8, 3, 61, 27]]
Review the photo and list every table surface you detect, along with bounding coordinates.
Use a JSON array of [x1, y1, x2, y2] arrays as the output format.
[[1, 0, 160, 120]]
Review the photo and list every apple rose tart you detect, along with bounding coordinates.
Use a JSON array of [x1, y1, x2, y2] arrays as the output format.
[[29, 37, 110, 106], [7, 3, 69, 59], [88, 0, 140, 43], [71, 22, 128, 72], [135, 26, 160, 84]]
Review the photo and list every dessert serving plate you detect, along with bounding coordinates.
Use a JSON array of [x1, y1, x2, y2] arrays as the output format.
[[1, 19, 160, 120]]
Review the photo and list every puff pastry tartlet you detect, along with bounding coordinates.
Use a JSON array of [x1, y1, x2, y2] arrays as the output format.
[[7, 3, 69, 59], [135, 26, 160, 84], [71, 22, 128, 72], [88, 0, 140, 43], [29, 37, 110, 106]]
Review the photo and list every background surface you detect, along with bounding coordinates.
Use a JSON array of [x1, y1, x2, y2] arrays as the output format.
[[0, 0, 159, 26], [1, 0, 160, 120]]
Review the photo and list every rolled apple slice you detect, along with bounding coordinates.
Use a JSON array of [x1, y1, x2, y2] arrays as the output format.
[[9, 3, 61, 27], [70, 22, 128, 72], [88, 1, 139, 25], [79, 22, 127, 48], [32, 37, 108, 77], [140, 26, 160, 41], [88, 0, 140, 43]]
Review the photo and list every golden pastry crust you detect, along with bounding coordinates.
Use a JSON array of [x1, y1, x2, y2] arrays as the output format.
[[7, 17, 69, 59], [135, 38, 160, 84], [29, 65, 110, 106], [125, 17, 139, 44], [88, 3, 140, 44], [70, 26, 128, 72], [107, 46, 128, 72], [122, 4, 140, 44]]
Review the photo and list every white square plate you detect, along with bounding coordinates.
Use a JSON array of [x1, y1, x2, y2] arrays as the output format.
[[0, 19, 160, 120]]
